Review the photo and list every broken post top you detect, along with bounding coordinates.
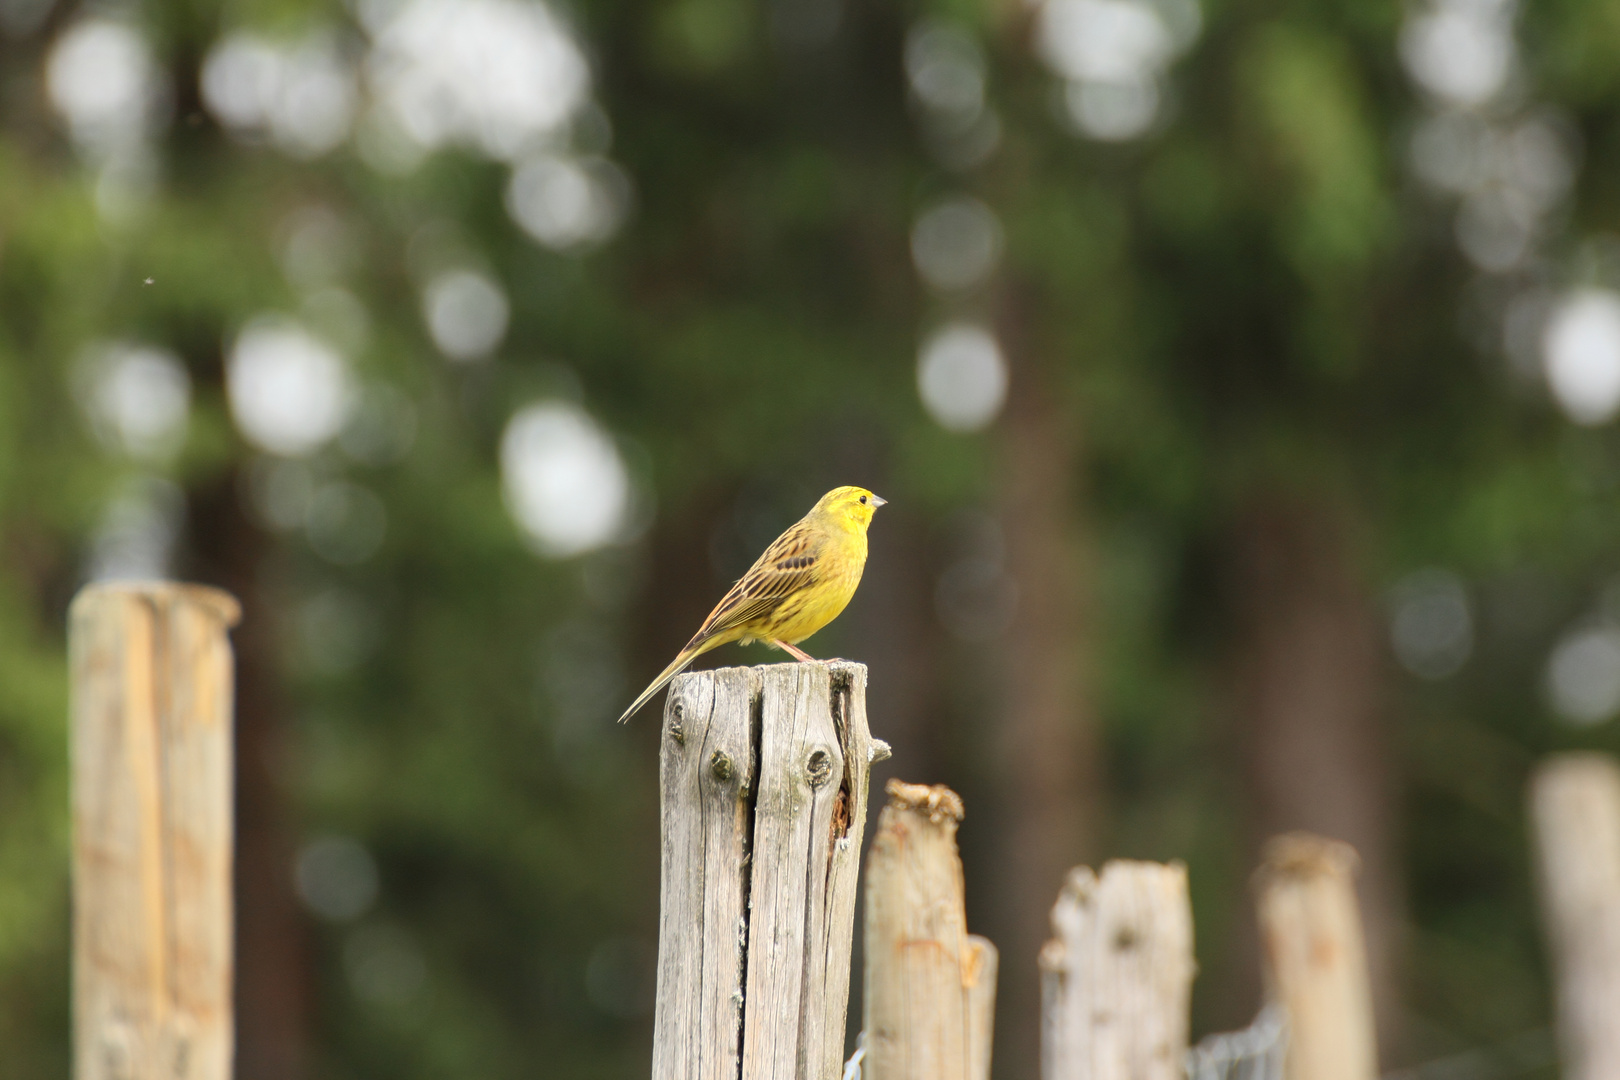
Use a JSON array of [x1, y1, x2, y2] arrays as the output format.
[[71, 581, 242, 628], [1254, 831, 1361, 886], [885, 779, 965, 824]]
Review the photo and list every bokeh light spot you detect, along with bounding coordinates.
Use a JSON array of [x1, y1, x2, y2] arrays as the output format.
[[1400, 1, 1515, 108], [227, 317, 353, 456], [305, 481, 388, 565], [201, 31, 358, 158], [46, 19, 163, 159], [506, 153, 630, 250], [917, 323, 1008, 433], [1547, 625, 1620, 726], [1389, 570, 1473, 680], [344, 923, 426, 1005], [905, 20, 985, 119], [75, 343, 191, 462], [296, 835, 379, 921], [501, 401, 631, 557], [423, 268, 509, 361], [911, 196, 1002, 292], [1543, 288, 1620, 426], [364, 0, 589, 162]]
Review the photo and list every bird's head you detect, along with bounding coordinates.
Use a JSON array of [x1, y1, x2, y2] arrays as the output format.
[[812, 486, 887, 533]]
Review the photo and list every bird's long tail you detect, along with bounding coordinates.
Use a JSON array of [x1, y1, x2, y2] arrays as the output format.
[[617, 638, 719, 724]]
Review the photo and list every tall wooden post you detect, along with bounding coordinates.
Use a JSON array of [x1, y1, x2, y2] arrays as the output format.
[[1530, 754, 1620, 1080], [70, 582, 241, 1080], [863, 780, 998, 1080], [1039, 860, 1195, 1080], [1254, 832, 1378, 1080], [652, 661, 879, 1080]]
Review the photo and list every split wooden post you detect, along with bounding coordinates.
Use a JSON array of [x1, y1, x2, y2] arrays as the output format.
[[1530, 753, 1620, 1080], [651, 661, 881, 1080], [862, 780, 998, 1080], [1254, 833, 1378, 1080], [69, 582, 241, 1080], [1039, 859, 1195, 1080]]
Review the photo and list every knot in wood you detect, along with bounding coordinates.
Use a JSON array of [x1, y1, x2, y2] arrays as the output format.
[[805, 747, 834, 787], [710, 750, 733, 781], [667, 704, 685, 744]]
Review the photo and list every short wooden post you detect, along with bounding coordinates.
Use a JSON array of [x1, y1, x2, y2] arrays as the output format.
[[1530, 754, 1620, 1080], [862, 780, 998, 1080], [70, 582, 241, 1080], [1039, 860, 1194, 1080], [1254, 833, 1377, 1080], [652, 661, 879, 1080]]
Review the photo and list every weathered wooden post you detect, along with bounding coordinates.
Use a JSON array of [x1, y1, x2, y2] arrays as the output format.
[[1039, 859, 1195, 1080], [1530, 753, 1620, 1080], [862, 780, 997, 1080], [70, 582, 241, 1080], [652, 661, 880, 1080], [1254, 832, 1378, 1080]]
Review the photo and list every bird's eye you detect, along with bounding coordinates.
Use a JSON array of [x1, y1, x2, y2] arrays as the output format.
[[859, 495, 867, 504]]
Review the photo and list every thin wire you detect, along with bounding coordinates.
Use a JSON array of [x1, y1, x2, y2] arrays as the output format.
[[842, 1031, 867, 1080], [1186, 1007, 1552, 1080], [847, 1008, 1548, 1080], [1381, 1028, 1554, 1080]]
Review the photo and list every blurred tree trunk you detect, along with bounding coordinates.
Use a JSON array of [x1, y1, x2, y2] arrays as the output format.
[[984, 294, 1102, 1080], [1230, 493, 1402, 1055], [187, 471, 309, 1080], [839, 466, 951, 1056], [847, 501, 947, 789], [633, 487, 729, 684]]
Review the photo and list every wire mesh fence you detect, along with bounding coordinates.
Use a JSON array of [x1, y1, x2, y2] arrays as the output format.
[[1185, 1005, 1287, 1080]]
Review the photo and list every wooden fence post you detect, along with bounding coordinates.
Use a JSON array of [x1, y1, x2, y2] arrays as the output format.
[[1039, 859, 1195, 1080], [1530, 753, 1620, 1080], [1254, 832, 1377, 1080], [70, 582, 241, 1080], [862, 780, 998, 1080], [652, 661, 879, 1080]]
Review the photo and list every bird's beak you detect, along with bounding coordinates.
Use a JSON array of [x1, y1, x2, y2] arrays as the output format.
[[869, 495, 887, 508]]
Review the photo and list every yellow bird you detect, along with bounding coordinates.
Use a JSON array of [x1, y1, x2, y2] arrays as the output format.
[[617, 485, 886, 723]]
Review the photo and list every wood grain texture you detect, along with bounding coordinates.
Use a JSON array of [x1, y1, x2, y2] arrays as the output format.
[[1530, 754, 1620, 1080], [70, 582, 241, 1080], [1039, 860, 1193, 1080], [863, 780, 997, 1080], [1254, 833, 1377, 1080], [652, 661, 874, 1080]]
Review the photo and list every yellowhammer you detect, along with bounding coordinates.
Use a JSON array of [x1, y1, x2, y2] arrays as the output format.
[[617, 485, 886, 723]]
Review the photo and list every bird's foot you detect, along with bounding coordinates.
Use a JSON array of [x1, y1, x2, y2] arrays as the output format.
[[771, 639, 817, 662]]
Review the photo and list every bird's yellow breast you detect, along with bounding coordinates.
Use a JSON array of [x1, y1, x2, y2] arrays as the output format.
[[745, 530, 866, 645]]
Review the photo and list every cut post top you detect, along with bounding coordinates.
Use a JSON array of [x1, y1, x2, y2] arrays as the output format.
[[670, 658, 868, 680], [663, 661, 892, 764], [1254, 831, 1361, 888], [71, 580, 242, 627]]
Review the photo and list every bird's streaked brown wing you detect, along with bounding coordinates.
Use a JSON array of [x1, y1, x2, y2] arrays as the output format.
[[686, 523, 823, 646]]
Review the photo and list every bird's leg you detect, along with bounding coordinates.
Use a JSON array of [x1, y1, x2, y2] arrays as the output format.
[[771, 639, 817, 662]]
